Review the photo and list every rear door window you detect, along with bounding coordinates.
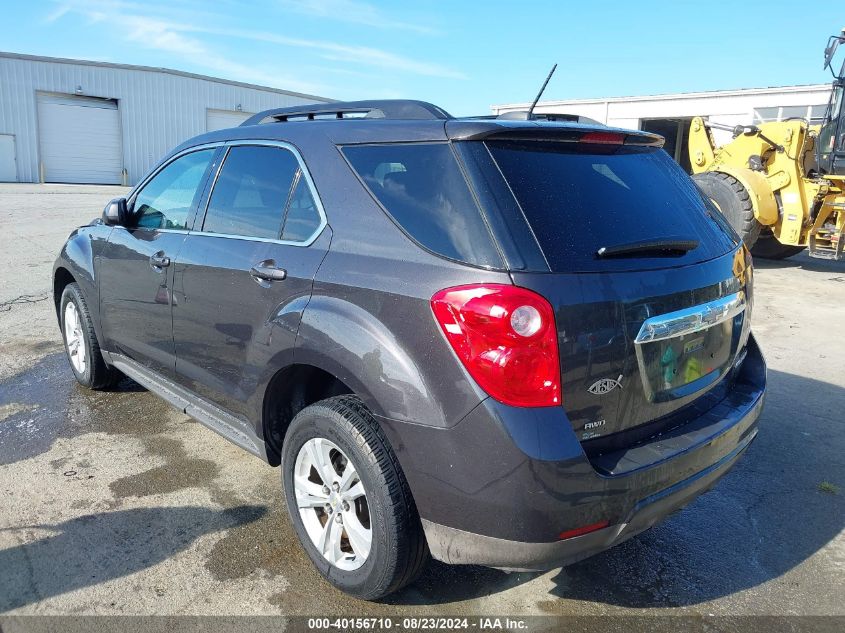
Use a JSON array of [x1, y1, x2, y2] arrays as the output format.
[[486, 141, 738, 272], [202, 145, 299, 239], [343, 143, 503, 268]]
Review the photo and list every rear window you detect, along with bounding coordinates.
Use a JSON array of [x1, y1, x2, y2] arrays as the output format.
[[342, 143, 503, 268], [486, 141, 737, 271]]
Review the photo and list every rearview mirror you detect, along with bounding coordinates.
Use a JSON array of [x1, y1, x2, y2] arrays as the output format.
[[102, 198, 128, 226]]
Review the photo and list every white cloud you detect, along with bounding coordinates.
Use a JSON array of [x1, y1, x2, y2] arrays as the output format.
[[188, 27, 466, 79], [99, 13, 327, 94], [47, 0, 464, 82], [44, 4, 72, 22], [277, 0, 439, 35]]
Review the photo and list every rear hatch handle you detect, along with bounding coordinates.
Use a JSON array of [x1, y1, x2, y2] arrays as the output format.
[[634, 292, 746, 344]]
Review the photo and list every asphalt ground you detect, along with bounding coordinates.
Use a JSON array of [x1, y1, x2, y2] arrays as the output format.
[[0, 184, 843, 619]]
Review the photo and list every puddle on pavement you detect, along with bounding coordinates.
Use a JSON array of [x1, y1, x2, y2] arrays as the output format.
[[0, 402, 38, 422], [0, 353, 265, 505], [0, 353, 170, 466]]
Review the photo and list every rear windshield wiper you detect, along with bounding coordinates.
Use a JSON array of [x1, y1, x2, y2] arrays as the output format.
[[596, 238, 699, 259]]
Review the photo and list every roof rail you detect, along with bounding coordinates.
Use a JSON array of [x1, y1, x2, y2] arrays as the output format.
[[241, 100, 452, 126]]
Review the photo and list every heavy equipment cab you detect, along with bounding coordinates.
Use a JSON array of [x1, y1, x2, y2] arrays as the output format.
[[817, 33, 845, 175], [689, 30, 845, 261]]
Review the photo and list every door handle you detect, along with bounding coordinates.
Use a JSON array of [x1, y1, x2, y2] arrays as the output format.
[[149, 252, 171, 270], [250, 260, 287, 282]]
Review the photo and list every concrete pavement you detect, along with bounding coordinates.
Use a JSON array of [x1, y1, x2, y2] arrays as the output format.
[[0, 183, 842, 617]]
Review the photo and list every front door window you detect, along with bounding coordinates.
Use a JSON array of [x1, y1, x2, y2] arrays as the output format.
[[133, 149, 215, 230]]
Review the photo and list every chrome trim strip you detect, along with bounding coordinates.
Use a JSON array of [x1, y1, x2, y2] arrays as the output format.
[[634, 292, 746, 345], [189, 229, 325, 246]]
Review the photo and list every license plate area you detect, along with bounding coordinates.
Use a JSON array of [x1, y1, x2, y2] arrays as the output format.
[[634, 292, 746, 403]]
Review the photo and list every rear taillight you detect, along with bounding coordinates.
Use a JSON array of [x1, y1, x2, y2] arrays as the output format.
[[430, 284, 561, 407]]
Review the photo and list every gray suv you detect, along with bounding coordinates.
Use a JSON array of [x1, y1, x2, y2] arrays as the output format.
[[54, 100, 765, 599]]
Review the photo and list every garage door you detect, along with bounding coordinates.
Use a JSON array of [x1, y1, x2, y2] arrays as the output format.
[[207, 109, 253, 132], [37, 93, 123, 184], [0, 134, 16, 182]]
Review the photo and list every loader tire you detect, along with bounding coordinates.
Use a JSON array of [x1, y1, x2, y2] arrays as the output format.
[[692, 172, 762, 248], [750, 229, 805, 260]]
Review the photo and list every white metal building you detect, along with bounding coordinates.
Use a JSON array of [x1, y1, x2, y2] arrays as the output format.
[[0, 52, 331, 185], [492, 84, 833, 171]]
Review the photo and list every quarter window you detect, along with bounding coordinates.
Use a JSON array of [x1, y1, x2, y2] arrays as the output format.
[[342, 143, 502, 267], [134, 149, 215, 230], [203, 145, 300, 239], [281, 175, 322, 242]]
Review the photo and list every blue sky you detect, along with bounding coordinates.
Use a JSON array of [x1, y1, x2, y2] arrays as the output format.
[[2, 1, 840, 115]]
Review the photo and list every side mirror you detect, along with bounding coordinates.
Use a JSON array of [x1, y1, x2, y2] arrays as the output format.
[[102, 198, 128, 226]]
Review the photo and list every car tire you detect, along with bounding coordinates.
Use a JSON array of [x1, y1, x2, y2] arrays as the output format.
[[60, 282, 121, 389], [282, 395, 428, 599], [692, 171, 762, 247]]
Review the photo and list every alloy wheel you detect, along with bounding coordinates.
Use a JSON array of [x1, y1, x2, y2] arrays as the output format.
[[293, 437, 372, 571], [64, 301, 87, 375]]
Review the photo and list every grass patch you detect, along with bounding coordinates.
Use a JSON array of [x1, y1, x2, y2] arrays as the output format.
[[818, 481, 839, 495]]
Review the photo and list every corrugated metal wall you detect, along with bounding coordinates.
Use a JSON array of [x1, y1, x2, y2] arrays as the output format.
[[0, 54, 330, 184]]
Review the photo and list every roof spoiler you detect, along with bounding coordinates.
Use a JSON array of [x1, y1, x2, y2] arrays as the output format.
[[445, 120, 664, 147]]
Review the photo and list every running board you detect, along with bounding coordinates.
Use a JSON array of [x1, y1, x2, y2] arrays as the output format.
[[107, 353, 267, 460]]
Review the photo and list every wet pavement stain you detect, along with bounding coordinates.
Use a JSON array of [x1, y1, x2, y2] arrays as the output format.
[[109, 436, 220, 499], [0, 504, 269, 612], [49, 456, 70, 469], [0, 353, 172, 466], [0, 402, 37, 422], [204, 504, 308, 582], [0, 353, 252, 506]]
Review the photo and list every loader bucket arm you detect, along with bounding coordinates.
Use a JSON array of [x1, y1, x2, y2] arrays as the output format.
[[689, 117, 716, 173]]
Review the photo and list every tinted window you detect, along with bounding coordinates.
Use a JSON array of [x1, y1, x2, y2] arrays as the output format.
[[281, 175, 322, 242], [203, 145, 299, 239], [343, 143, 502, 268], [134, 149, 214, 230], [487, 141, 737, 272]]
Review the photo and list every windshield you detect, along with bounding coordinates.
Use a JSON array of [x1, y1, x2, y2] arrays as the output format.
[[486, 141, 738, 272], [819, 85, 844, 158]]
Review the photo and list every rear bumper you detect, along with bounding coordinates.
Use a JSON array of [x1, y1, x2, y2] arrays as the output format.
[[421, 420, 756, 570], [379, 335, 765, 570]]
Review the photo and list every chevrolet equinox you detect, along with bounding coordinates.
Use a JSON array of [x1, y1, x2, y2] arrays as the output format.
[[54, 100, 765, 599]]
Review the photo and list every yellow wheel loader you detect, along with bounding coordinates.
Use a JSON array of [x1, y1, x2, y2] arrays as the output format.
[[689, 31, 845, 260]]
